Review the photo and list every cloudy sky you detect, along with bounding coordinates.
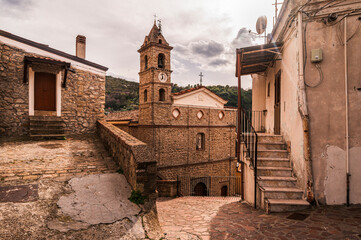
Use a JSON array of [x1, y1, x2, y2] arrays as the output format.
[[0, 0, 278, 88]]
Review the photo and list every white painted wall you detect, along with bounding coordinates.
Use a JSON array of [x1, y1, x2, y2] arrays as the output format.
[[172, 89, 226, 108]]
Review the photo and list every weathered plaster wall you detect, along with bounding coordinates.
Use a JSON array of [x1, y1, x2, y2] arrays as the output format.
[[305, 14, 361, 204], [0, 42, 105, 137], [172, 91, 225, 108], [255, 26, 307, 193]]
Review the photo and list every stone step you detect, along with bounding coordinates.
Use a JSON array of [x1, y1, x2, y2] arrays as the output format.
[[30, 116, 63, 122], [257, 149, 288, 158], [30, 128, 67, 133], [258, 142, 287, 150], [257, 134, 283, 143], [261, 187, 303, 200], [257, 157, 290, 167], [30, 121, 66, 127], [257, 166, 292, 177], [265, 199, 310, 213], [29, 134, 66, 139], [258, 176, 297, 187]]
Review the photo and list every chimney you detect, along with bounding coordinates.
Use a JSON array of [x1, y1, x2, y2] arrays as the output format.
[[76, 35, 86, 59]]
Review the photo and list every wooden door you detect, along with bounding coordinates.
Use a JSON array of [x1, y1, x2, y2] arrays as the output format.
[[34, 72, 56, 111], [274, 71, 281, 135]]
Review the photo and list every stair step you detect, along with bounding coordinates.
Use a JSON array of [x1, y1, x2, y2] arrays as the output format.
[[258, 176, 296, 187], [258, 158, 290, 167], [258, 166, 292, 177], [261, 187, 303, 193], [30, 116, 63, 121], [257, 150, 288, 158], [266, 199, 310, 213], [258, 176, 296, 181], [261, 187, 303, 200], [258, 142, 287, 150], [257, 134, 283, 143], [30, 134, 66, 138]]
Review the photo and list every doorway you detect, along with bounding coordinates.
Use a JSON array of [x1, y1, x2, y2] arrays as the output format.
[[274, 71, 281, 135], [34, 72, 56, 111], [221, 185, 228, 197], [193, 182, 207, 196]]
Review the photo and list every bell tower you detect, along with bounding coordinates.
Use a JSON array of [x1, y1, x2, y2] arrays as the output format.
[[138, 21, 173, 125]]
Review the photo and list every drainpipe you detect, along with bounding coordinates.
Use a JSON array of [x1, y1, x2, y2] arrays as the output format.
[[344, 17, 350, 207], [297, 11, 315, 203]]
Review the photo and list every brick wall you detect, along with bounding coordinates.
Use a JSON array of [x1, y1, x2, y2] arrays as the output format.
[[97, 120, 156, 196]]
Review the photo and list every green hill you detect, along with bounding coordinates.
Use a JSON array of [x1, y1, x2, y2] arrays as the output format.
[[105, 76, 252, 112]]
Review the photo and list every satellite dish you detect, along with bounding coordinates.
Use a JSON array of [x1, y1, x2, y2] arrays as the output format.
[[256, 16, 268, 34]]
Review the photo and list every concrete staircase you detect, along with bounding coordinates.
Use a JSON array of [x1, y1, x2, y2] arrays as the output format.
[[29, 116, 67, 139], [255, 134, 310, 213]]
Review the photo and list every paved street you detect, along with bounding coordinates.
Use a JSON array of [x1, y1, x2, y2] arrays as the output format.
[[157, 197, 361, 240]]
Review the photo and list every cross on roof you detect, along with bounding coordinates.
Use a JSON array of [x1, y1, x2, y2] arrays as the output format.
[[153, 14, 157, 24], [199, 72, 204, 86]]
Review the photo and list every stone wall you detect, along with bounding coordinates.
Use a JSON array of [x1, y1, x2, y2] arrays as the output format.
[[97, 120, 156, 196], [0, 42, 105, 137]]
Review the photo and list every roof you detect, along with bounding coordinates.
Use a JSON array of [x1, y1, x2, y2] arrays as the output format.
[[25, 56, 70, 67], [172, 86, 228, 105], [0, 30, 108, 71], [106, 110, 139, 122], [138, 23, 173, 52], [236, 42, 283, 76]]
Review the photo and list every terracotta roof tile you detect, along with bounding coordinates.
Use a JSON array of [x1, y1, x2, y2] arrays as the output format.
[[171, 86, 206, 96]]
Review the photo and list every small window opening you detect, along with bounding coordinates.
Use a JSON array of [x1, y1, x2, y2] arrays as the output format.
[[159, 39, 162, 44], [267, 82, 271, 97], [144, 55, 148, 70], [196, 133, 205, 150], [144, 89, 148, 102], [221, 185, 228, 196], [158, 53, 165, 68], [159, 88, 165, 101]]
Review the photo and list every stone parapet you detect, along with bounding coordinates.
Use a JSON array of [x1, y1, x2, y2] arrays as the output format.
[[97, 120, 156, 196]]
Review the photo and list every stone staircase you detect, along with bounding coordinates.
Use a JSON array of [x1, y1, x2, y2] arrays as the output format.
[[255, 134, 310, 213], [29, 116, 67, 139]]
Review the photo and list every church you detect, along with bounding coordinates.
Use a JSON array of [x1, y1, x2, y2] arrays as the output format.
[[108, 22, 238, 196]]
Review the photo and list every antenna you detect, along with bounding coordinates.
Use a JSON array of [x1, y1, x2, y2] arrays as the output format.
[[256, 15, 268, 44], [199, 72, 204, 86], [153, 14, 157, 24]]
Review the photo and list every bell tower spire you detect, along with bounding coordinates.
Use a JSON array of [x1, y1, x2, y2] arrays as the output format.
[[138, 20, 173, 125]]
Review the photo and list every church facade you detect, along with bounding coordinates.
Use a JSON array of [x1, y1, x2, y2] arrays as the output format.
[[109, 23, 238, 196]]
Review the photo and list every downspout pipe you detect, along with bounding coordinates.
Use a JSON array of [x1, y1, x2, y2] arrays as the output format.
[[297, 11, 315, 204], [344, 17, 350, 207]]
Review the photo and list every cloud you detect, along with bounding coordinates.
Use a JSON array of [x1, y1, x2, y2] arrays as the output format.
[[231, 27, 255, 49], [0, 0, 34, 17], [190, 40, 225, 58], [209, 59, 229, 67]]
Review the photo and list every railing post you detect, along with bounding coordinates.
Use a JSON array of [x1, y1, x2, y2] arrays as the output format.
[[254, 134, 258, 209]]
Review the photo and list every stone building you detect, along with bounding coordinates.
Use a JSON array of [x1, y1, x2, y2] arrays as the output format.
[[0, 30, 107, 138], [236, 0, 361, 212], [109, 23, 238, 196]]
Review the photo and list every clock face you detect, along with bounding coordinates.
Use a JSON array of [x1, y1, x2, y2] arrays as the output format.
[[158, 72, 167, 82]]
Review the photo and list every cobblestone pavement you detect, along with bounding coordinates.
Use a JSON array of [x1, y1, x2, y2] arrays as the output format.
[[0, 135, 118, 184], [157, 197, 361, 240]]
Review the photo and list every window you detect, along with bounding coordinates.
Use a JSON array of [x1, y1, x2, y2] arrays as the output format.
[[144, 89, 147, 102], [159, 88, 165, 101], [158, 53, 165, 68], [144, 55, 148, 70], [196, 133, 205, 150], [159, 39, 162, 44], [267, 82, 270, 97]]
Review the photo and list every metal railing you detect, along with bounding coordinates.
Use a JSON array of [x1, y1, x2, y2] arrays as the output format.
[[176, 176, 242, 197], [240, 108, 258, 208], [245, 110, 267, 133]]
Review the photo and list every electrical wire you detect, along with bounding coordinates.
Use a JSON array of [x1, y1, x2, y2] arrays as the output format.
[[305, 63, 324, 88]]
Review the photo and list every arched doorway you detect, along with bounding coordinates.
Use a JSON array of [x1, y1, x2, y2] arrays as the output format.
[[193, 182, 207, 196], [221, 185, 228, 197]]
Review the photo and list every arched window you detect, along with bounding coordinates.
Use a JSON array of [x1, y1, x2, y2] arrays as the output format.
[[196, 133, 205, 150], [144, 89, 148, 102], [159, 88, 165, 101], [144, 55, 148, 70], [158, 53, 165, 68]]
